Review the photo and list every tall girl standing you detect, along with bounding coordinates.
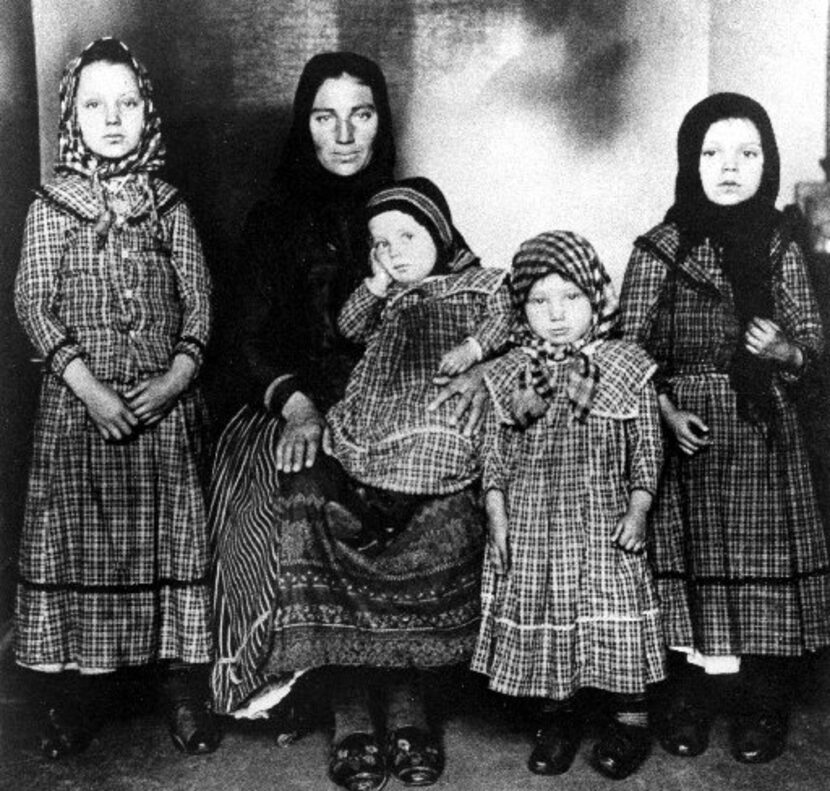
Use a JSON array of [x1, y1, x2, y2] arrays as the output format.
[[618, 93, 830, 763], [14, 38, 217, 757]]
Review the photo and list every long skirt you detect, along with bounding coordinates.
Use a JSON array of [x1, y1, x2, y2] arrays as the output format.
[[210, 406, 485, 714], [16, 375, 213, 669], [651, 373, 830, 656]]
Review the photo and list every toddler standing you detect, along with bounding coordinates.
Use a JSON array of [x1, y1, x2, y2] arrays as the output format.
[[14, 38, 217, 757], [471, 231, 666, 780]]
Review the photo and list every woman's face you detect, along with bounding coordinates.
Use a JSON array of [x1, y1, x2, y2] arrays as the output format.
[[75, 60, 145, 160], [524, 272, 593, 348], [309, 73, 378, 177], [699, 117, 764, 206]]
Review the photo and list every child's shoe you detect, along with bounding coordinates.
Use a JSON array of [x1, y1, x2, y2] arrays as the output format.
[[730, 709, 787, 764], [658, 695, 713, 757], [527, 708, 581, 775], [162, 666, 219, 755], [590, 720, 650, 780]]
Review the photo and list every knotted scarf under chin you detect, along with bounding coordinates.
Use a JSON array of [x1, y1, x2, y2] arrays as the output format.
[[513, 331, 600, 426]]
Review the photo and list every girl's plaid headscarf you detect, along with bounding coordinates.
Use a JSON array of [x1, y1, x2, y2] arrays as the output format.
[[57, 37, 165, 180], [56, 38, 166, 246], [509, 231, 619, 422]]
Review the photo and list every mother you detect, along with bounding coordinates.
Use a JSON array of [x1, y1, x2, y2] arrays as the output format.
[[210, 53, 485, 790]]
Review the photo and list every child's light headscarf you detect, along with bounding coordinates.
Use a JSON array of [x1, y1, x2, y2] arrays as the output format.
[[56, 37, 165, 180], [509, 231, 619, 422]]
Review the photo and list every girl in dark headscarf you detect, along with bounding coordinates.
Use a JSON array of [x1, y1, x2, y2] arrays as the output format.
[[619, 93, 830, 764], [15, 38, 216, 758], [211, 57, 485, 791]]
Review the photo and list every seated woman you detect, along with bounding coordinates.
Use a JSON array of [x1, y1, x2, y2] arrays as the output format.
[[325, 176, 510, 553], [210, 54, 489, 791]]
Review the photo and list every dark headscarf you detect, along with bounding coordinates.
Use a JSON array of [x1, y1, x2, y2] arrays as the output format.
[[665, 92, 783, 425], [273, 51, 396, 205], [365, 177, 478, 274]]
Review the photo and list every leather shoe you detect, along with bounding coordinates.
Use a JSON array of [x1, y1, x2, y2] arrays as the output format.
[[168, 698, 220, 755], [658, 697, 712, 757], [591, 721, 650, 780], [39, 704, 93, 759], [527, 715, 581, 775], [730, 711, 787, 764], [329, 732, 388, 791], [388, 726, 444, 786]]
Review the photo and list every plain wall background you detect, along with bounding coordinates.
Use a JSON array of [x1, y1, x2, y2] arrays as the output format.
[[1, 0, 827, 608]]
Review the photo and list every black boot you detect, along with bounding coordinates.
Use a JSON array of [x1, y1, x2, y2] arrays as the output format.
[[657, 654, 715, 757], [26, 670, 108, 759], [527, 698, 582, 775], [591, 693, 650, 780], [730, 656, 791, 764], [161, 662, 220, 755]]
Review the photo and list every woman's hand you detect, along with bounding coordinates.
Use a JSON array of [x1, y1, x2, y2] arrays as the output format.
[[485, 489, 510, 574], [611, 489, 652, 553], [63, 358, 138, 441], [125, 355, 196, 426], [658, 394, 710, 456], [428, 363, 488, 437], [276, 391, 326, 472], [744, 317, 803, 369]]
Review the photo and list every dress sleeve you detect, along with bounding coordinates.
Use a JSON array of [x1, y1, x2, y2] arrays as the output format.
[[471, 279, 512, 358], [624, 379, 663, 496], [618, 243, 671, 393], [481, 399, 515, 493], [167, 201, 213, 371], [776, 240, 824, 382], [14, 199, 86, 378], [337, 281, 384, 343]]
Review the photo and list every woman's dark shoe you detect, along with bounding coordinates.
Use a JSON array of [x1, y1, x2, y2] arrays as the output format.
[[167, 698, 220, 755], [38, 703, 93, 759], [658, 697, 712, 757], [387, 726, 444, 786], [730, 711, 787, 764], [527, 717, 581, 775], [330, 732, 388, 791], [590, 721, 650, 780]]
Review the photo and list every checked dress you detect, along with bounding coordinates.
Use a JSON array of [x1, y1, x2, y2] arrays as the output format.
[[618, 222, 830, 656], [471, 340, 667, 698]]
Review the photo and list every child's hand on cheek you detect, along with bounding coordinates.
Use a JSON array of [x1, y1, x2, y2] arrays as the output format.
[[365, 248, 393, 297]]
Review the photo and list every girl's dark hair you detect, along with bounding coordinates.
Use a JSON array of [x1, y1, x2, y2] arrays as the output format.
[[78, 38, 138, 73]]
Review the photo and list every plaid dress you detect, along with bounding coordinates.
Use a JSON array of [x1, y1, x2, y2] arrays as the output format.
[[14, 174, 213, 669], [618, 222, 830, 656], [326, 267, 510, 494], [471, 341, 667, 698]]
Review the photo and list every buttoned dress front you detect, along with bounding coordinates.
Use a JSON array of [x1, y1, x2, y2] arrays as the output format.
[[14, 174, 213, 669]]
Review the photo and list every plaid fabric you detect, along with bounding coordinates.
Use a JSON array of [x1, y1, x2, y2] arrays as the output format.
[[471, 343, 666, 698], [618, 222, 830, 655], [326, 266, 510, 494], [210, 405, 485, 714], [13, 180, 213, 670], [15, 176, 211, 380], [16, 377, 213, 668]]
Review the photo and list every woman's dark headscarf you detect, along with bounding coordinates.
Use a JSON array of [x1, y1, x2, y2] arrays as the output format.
[[273, 51, 396, 204], [665, 92, 783, 425]]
